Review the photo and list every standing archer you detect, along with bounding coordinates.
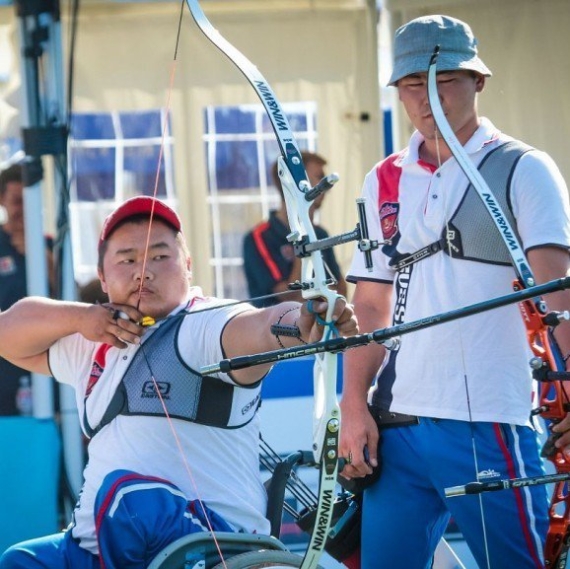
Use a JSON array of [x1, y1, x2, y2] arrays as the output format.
[[0, 196, 357, 568], [339, 15, 570, 569]]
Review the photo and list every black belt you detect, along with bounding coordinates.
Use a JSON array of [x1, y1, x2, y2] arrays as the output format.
[[371, 407, 419, 429]]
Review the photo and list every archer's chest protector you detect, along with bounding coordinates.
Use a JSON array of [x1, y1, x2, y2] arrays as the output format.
[[84, 314, 261, 437], [384, 140, 532, 271]]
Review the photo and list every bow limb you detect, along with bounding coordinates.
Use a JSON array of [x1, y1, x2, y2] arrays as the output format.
[[186, 2, 340, 568], [428, 48, 570, 567]]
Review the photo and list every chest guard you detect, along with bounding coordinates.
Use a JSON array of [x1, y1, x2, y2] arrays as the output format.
[[84, 313, 262, 437], [389, 140, 532, 271]]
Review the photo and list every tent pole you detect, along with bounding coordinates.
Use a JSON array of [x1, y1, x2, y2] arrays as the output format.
[[14, 0, 84, 499]]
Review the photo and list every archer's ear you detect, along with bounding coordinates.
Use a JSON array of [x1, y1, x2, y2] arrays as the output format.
[[98, 269, 108, 294], [475, 74, 486, 93]]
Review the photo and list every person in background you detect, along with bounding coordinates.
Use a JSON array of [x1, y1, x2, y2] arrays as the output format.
[[0, 196, 358, 568], [0, 163, 55, 416], [243, 151, 347, 307], [339, 14, 570, 569]]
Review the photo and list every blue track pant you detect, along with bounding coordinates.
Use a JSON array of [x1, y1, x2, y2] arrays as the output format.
[[361, 419, 549, 569], [0, 470, 233, 568]]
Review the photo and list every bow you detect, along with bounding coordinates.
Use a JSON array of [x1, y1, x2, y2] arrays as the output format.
[[185, 2, 345, 567], [427, 47, 570, 567]]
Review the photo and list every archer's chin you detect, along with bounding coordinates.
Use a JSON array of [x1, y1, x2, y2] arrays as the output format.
[[136, 300, 171, 322]]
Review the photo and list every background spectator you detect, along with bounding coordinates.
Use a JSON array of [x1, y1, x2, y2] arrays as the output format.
[[0, 163, 55, 415], [243, 151, 347, 307]]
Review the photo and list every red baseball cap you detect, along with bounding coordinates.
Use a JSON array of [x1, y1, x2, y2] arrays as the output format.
[[99, 196, 182, 245]]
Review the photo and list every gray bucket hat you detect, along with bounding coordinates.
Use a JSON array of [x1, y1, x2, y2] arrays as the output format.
[[388, 15, 492, 86]]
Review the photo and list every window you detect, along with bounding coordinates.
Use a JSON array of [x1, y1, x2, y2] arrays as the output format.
[[68, 109, 175, 284], [203, 102, 318, 301], [0, 138, 22, 168]]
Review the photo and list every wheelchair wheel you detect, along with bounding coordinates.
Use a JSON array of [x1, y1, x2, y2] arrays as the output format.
[[212, 550, 325, 568]]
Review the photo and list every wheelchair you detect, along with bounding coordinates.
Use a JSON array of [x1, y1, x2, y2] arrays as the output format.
[[147, 438, 360, 569]]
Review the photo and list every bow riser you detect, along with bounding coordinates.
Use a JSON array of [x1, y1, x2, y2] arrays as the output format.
[[518, 289, 570, 566], [519, 296, 569, 426]]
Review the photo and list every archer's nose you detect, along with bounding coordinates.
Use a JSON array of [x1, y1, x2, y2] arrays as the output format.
[[135, 265, 154, 281]]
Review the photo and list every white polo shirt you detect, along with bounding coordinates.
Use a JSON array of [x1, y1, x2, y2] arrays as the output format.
[[348, 118, 570, 426], [49, 289, 270, 554]]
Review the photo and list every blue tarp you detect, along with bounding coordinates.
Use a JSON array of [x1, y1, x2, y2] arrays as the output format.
[[0, 417, 61, 554]]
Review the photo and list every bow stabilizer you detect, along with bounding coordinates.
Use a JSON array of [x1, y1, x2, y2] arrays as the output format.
[[202, 277, 570, 375]]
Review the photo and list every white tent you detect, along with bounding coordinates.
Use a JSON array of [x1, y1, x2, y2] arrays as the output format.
[[1, 0, 569, 294], [0, 0, 382, 296]]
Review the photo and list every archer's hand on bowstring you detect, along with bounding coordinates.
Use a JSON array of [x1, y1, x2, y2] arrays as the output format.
[[296, 296, 358, 345], [86, 303, 146, 349]]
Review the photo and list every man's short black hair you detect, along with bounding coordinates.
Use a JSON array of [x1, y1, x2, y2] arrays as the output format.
[[0, 164, 22, 198]]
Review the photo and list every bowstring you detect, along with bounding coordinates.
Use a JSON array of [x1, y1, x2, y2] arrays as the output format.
[[133, 2, 344, 565], [138, 343, 229, 568], [133, 1, 229, 565], [427, 58, 557, 567], [135, 0, 184, 311], [434, 121, 492, 567]]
